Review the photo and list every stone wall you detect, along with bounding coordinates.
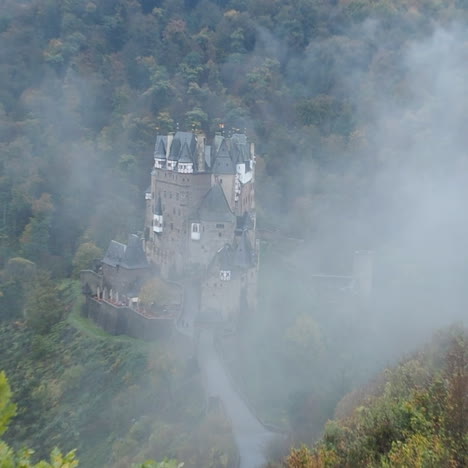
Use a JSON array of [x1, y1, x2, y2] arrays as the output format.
[[83, 297, 173, 341], [200, 275, 241, 323], [80, 270, 102, 295], [189, 220, 236, 267], [101, 264, 150, 293], [146, 168, 211, 277]]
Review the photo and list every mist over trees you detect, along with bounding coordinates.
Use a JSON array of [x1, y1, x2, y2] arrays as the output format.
[[0, 0, 467, 466]]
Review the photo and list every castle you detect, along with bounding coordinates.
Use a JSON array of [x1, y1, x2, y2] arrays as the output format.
[[144, 131, 258, 325], [81, 130, 258, 338]]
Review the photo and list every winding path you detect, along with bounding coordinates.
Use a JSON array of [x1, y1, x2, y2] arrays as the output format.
[[177, 284, 276, 468]]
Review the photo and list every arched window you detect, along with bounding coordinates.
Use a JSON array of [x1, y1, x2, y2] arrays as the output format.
[[191, 223, 201, 240]]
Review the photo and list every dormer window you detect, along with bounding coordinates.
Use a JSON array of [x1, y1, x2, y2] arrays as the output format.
[[178, 163, 194, 174], [167, 160, 176, 171], [220, 270, 231, 281], [191, 223, 201, 240]]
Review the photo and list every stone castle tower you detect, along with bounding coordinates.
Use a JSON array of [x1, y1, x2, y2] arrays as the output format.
[[144, 131, 258, 324]]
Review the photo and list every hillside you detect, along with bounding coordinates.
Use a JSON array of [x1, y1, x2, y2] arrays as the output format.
[[0, 281, 236, 467], [282, 326, 467, 467], [1, 0, 468, 466]]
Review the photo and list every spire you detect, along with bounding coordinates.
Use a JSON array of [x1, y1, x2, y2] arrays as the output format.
[[155, 139, 166, 158], [233, 231, 253, 269], [154, 136, 167, 159], [212, 138, 235, 174]]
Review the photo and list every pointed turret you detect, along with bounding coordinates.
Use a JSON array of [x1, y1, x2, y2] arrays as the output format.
[[218, 244, 233, 281], [233, 231, 253, 269], [177, 142, 194, 173], [154, 136, 167, 169], [212, 139, 235, 174]]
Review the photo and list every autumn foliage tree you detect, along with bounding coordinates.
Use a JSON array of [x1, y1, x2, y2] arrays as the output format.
[[284, 327, 467, 468]]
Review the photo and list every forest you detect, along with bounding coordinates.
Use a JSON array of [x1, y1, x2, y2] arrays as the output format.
[[0, 0, 467, 466]]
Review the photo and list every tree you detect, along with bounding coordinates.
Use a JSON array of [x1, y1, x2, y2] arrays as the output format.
[[1, 371, 183, 468], [25, 273, 64, 335], [5, 257, 37, 282], [0, 372, 16, 437], [285, 446, 315, 468], [72, 242, 102, 276], [20, 194, 55, 264], [0, 371, 78, 467]]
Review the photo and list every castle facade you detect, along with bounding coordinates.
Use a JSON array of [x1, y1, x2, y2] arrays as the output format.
[[144, 131, 258, 325]]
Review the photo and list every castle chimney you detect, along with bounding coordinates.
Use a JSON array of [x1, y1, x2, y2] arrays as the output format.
[[197, 133, 206, 172]]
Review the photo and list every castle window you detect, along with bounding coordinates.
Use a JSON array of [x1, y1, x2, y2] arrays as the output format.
[[216, 224, 224, 229], [218, 232, 222, 237], [191, 223, 201, 240], [220, 270, 231, 281]]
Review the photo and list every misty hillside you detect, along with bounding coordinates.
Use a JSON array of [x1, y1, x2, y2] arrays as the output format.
[[1, 0, 468, 467], [282, 326, 467, 467]]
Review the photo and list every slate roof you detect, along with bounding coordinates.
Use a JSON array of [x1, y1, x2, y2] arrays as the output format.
[[205, 244, 239, 280], [123, 234, 149, 269], [154, 132, 251, 174], [233, 231, 253, 269], [197, 184, 235, 223], [178, 142, 194, 164], [210, 134, 251, 174], [168, 132, 197, 162], [102, 240, 126, 267], [230, 134, 249, 164], [154, 136, 167, 159], [212, 139, 236, 174], [218, 244, 234, 270], [102, 235, 149, 270]]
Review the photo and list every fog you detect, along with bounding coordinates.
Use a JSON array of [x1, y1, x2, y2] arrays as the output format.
[[256, 23, 468, 347], [1, 1, 467, 466]]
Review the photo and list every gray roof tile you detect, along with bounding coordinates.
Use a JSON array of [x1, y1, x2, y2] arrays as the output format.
[[197, 184, 235, 223]]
